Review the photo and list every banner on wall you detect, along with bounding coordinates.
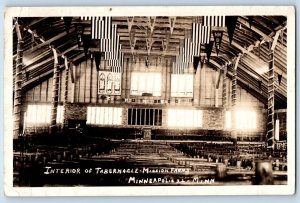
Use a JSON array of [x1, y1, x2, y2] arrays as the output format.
[[98, 71, 122, 95]]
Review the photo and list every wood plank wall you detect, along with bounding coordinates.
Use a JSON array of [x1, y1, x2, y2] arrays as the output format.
[[24, 56, 264, 108]]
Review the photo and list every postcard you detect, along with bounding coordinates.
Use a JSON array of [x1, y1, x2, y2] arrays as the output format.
[[4, 6, 295, 196]]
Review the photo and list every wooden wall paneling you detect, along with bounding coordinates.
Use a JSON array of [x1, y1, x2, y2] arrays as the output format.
[[72, 66, 76, 103], [74, 65, 78, 102], [211, 69, 216, 106], [47, 77, 52, 102], [78, 62, 84, 103], [31, 88, 35, 101], [126, 57, 131, 99], [193, 63, 200, 106], [205, 67, 213, 106], [81, 59, 86, 103], [197, 62, 202, 106], [84, 59, 90, 103], [40, 80, 47, 102], [25, 89, 31, 102], [161, 59, 166, 100], [163, 59, 167, 101], [78, 63, 83, 103], [200, 63, 206, 106], [218, 76, 223, 106], [39, 82, 42, 102], [82, 61, 87, 103], [121, 57, 127, 100], [166, 59, 171, 103], [91, 57, 97, 103], [33, 85, 39, 101], [82, 61, 86, 103]]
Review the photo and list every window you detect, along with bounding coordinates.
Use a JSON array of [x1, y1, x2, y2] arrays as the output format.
[[225, 110, 257, 130], [225, 111, 231, 129], [235, 110, 256, 130], [171, 74, 193, 97], [167, 109, 202, 128], [56, 105, 64, 124], [98, 71, 122, 95], [26, 104, 64, 126], [127, 108, 162, 126], [86, 107, 122, 125], [131, 72, 161, 96]]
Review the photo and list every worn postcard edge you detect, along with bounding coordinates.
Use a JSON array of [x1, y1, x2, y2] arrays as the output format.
[[3, 6, 296, 196]]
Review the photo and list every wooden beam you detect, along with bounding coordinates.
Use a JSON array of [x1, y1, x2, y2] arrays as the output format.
[[210, 59, 267, 103], [64, 57, 69, 103], [240, 58, 287, 97], [22, 69, 53, 91], [13, 20, 24, 138], [127, 16, 134, 33], [23, 50, 51, 68], [61, 44, 78, 56], [50, 48, 60, 134], [148, 16, 156, 34], [70, 52, 86, 63], [146, 37, 154, 55], [24, 28, 74, 54], [162, 30, 170, 56], [118, 28, 185, 36], [239, 18, 273, 42], [129, 28, 136, 55], [266, 42, 275, 150], [234, 54, 241, 70], [26, 56, 54, 72], [80, 47, 227, 58], [120, 35, 184, 41], [24, 17, 47, 29], [169, 17, 176, 35], [109, 20, 192, 30], [15, 21, 22, 40], [271, 30, 281, 51], [231, 55, 239, 144]]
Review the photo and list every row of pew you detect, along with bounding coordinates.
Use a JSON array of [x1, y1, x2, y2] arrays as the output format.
[[13, 138, 287, 186]]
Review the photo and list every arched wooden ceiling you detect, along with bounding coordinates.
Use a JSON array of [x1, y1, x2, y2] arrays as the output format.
[[13, 15, 287, 109]]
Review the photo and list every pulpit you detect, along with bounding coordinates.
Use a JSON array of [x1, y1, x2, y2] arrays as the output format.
[[143, 128, 152, 140]]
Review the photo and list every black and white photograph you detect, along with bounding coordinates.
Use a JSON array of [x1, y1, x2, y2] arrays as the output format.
[[4, 6, 295, 196]]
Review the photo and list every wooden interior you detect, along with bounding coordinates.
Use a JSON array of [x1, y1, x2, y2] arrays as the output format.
[[12, 15, 288, 187]]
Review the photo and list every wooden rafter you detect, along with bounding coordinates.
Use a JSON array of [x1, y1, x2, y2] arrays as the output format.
[[239, 17, 273, 42]]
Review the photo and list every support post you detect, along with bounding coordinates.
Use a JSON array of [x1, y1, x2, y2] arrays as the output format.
[[63, 57, 69, 128], [64, 57, 69, 102], [266, 32, 280, 151], [266, 46, 275, 151], [231, 55, 241, 144], [50, 49, 60, 134], [222, 64, 227, 107], [13, 22, 23, 139]]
